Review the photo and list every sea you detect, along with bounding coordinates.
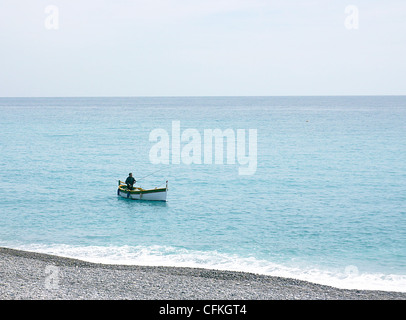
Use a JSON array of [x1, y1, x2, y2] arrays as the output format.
[[0, 96, 405, 292]]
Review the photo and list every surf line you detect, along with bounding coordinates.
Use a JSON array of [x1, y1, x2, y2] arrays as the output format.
[[149, 121, 257, 175]]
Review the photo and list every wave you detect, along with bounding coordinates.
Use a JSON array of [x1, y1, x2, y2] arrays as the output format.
[[6, 243, 406, 293]]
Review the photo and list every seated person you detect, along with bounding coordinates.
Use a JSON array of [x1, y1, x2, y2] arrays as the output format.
[[125, 172, 136, 190]]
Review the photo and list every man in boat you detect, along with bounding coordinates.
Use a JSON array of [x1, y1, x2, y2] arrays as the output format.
[[125, 173, 136, 190]]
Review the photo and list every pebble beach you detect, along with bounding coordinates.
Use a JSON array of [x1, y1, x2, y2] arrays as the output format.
[[1, 247, 405, 300]]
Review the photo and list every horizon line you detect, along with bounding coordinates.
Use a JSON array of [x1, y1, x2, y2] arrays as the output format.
[[1, 94, 406, 99]]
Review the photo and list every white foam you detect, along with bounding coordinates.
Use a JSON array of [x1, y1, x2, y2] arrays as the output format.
[[9, 243, 406, 293]]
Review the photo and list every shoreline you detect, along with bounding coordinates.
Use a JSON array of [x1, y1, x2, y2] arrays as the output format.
[[1, 247, 405, 300]]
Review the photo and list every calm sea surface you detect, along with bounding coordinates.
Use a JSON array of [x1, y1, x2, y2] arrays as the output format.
[[0, 96, 405, 291]]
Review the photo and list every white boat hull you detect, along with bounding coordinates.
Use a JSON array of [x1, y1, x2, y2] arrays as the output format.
[[117, 181, 168, 201], [117, 189, 167, 201]]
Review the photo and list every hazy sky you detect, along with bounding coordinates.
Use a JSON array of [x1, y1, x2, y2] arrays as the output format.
[[1, 0, 405, 96]]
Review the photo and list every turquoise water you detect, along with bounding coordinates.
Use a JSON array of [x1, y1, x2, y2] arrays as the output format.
[[1, 96, 405, 291]]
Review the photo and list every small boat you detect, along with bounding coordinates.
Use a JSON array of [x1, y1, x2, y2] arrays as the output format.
[[117, 180, 168, 201]]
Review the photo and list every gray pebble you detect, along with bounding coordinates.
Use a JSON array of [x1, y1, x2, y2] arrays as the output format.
[[0, 247, 405, 300]]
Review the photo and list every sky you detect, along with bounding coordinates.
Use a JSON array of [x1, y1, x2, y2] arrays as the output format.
[[0, 0, 405, 97]]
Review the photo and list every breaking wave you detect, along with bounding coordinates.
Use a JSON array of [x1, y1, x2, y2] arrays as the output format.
[[6, 243, 406, 293]]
